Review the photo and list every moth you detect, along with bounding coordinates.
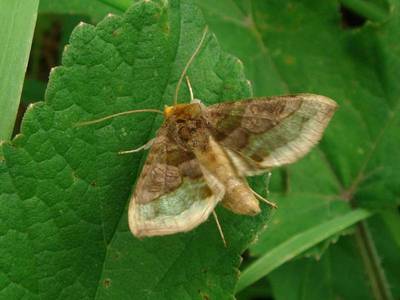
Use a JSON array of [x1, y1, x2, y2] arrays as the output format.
[[79, 27, 337, 243]]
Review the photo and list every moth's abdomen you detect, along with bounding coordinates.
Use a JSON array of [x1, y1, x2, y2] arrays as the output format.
[[194, 135, 261, 216], [222, 179, 260, 215]]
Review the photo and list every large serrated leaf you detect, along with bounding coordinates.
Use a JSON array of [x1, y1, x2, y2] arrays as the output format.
[[0, 1, 271, 299]]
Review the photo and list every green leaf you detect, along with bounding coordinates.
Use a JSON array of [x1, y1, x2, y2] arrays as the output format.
[[24, 14, 91, 103], [0, 1, 270, 299], [198, 0, 400, 298], [269, 213, 400, 300], [269, 235, 376, 300], [236, 208, 371, 293], [0, 0, 39, 141]]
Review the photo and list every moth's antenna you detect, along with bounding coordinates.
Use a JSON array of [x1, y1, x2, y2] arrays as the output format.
[[174, 26, 209, 106], [212, 211, 227, 247], [185, 76, 194, 102], [75, 109, 163, 127]]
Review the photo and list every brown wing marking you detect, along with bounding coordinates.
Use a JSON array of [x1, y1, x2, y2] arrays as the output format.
[[206, 94, 337, 175]]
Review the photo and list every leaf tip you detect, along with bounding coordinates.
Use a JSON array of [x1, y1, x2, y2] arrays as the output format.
[[246, 79, 252, 90], [26, 103, 36, 113], [78, 21, 87, 27]]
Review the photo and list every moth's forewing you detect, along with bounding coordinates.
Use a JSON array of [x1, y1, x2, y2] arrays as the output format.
[[128, 123, 224, 237], [205, 94, 337, 173]]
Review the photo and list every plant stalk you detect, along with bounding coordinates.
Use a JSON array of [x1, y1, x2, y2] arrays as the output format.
[[354, 220, 393, 300]]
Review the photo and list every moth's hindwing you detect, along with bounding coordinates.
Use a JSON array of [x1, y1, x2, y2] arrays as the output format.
[[205, 94, 337, 175], [128, 124, 224, 237]]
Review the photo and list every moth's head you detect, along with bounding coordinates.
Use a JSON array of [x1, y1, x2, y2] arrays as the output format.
[[163, 103, 202, 120], [164, 103, 208, 150]]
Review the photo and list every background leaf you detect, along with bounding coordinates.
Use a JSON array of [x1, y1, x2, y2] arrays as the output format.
[[269, 235, 376, 300], [197, 0, 400, 298], [0, 1, 271, 299], [236, 209, 371, 293], [39, 0, 123, 22]]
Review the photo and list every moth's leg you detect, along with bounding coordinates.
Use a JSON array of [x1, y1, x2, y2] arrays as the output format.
[[118, 138, 155, 155], [212, 211, 227, 247], [251, 186, 277, 209], [265, 172, 272, 199], [185, 76, 195, 102]]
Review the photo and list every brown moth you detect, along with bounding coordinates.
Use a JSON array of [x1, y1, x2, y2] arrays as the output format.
[[79, 27, 337, 241], [128, 93, 337, 238]]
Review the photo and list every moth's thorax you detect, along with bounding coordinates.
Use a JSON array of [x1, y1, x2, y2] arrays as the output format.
[[164, 103, 209, 151]]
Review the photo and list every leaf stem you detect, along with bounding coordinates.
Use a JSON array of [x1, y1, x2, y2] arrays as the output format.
[[354, 221, 394, 300], [340, 0, 389, 23]]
